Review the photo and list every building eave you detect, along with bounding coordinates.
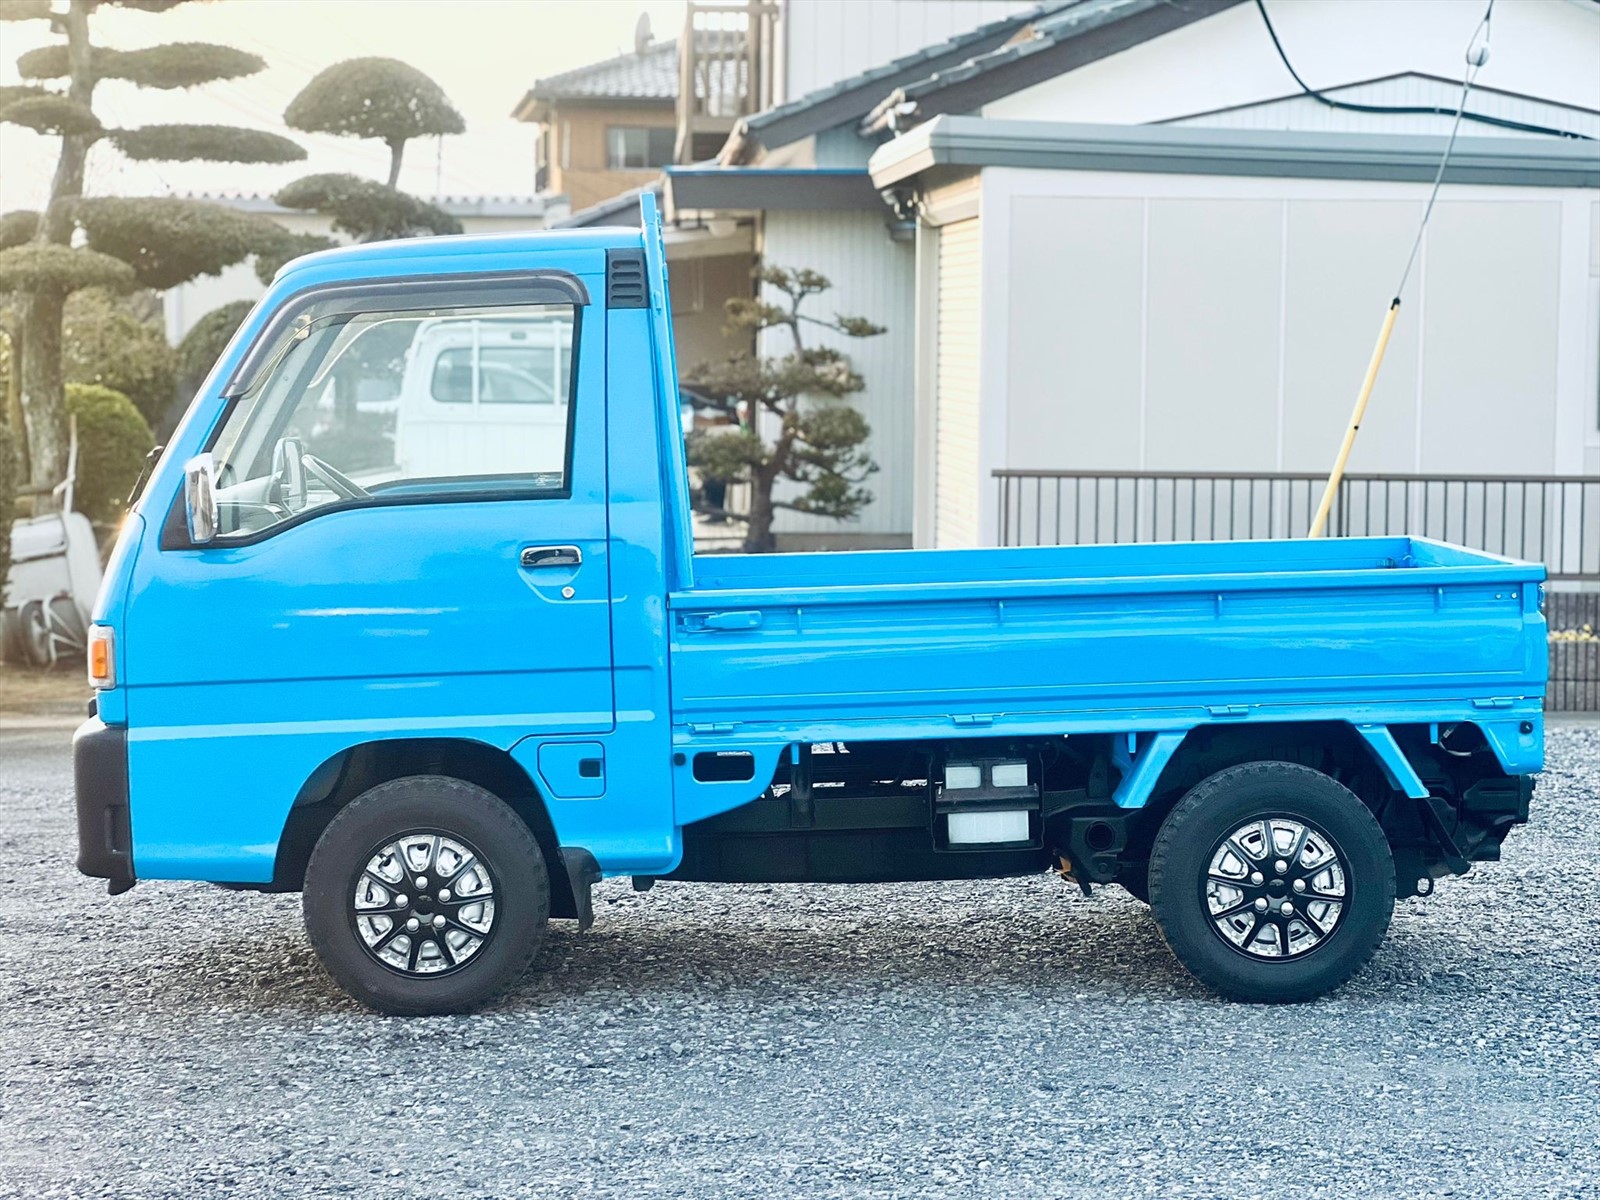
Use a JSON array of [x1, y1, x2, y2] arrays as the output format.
[[665, 166, 882, 213], [869, 116, 1600, 190], [860, 0, 1244, 136]]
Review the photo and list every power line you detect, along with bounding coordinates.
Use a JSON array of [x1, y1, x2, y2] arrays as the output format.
[[1253, 0, 1592, 142]]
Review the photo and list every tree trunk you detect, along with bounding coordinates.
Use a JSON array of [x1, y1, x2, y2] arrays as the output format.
[[742, 409, 797, 553], [40, 1, 94, 245], [19, 289, 69, 507], [743, 480, 777, 554], [23, 0, 95, 512], [3, 319, 27, 483], [386, 138, 405, 189]]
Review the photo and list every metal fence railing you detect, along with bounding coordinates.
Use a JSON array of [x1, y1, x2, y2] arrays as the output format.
[[1547, 592, 1599, 713], [994, 470, 1600, 712], [995, 471, 1600, 581]]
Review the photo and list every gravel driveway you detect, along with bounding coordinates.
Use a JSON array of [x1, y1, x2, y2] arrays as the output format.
[[2, 722, 1597, 1200]]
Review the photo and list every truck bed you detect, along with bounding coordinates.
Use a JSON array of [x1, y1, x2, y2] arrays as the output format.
[[667, 537, 1546, 741]]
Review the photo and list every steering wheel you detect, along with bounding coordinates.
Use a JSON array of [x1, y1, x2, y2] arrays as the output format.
[[301, 453, 372, 501]]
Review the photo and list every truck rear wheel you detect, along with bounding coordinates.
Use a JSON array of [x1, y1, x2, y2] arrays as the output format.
[[302, 775, 550, 1015], [1147, 761, 1394, 1003]]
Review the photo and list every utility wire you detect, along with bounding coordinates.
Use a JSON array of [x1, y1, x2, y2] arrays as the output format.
[[1392, 0, 1495, 302], [1253, 0, 1591, 142]]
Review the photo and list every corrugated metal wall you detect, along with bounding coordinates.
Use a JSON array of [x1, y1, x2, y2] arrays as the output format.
[[935, 218, 982, 548], [759, 209, 916, 540]]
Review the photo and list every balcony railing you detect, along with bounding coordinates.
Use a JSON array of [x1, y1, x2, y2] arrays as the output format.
[[994, 470, 1600, 581], [676, 2, 777, 161]]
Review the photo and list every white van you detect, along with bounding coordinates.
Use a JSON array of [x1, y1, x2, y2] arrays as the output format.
[[392, 314, 572, 480]]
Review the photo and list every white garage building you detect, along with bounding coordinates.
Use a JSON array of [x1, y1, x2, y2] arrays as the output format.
[[872, 119, 1599, 554], [843, 0, 1600, 571]]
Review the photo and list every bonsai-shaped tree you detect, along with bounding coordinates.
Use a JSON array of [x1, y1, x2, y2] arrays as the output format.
[[684, 265, 883, 554], [285, 57, 464, 188], [0, 0, 304, 508], [278, 58, 464, 243]]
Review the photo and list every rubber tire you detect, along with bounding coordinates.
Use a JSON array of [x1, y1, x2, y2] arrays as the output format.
[[303, 775, 550, 1016], [1148, 761, 1395, 1003]]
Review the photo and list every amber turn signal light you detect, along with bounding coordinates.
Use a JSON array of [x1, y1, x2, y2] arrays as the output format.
[[87, 625, 115, 690]]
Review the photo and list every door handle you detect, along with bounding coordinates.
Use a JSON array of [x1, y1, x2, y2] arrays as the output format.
[[521, 545, 582, 569], [698, 610, 763, 631]]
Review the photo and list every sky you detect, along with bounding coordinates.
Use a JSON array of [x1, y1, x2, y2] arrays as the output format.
[[0, 0, 688, 212]]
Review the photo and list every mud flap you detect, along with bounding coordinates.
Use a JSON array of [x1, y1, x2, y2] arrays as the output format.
[[559, 847, 601, 931]]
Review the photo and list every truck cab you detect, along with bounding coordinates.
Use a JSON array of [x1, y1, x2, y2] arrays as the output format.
[[74, 197, 1545, 1015]]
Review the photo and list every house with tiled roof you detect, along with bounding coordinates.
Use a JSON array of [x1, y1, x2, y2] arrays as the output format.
[[511, 30, 682, 212], [512, 17, 765, 212]]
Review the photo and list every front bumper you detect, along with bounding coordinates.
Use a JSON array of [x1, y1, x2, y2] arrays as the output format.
[[73, 717, 135, 894]]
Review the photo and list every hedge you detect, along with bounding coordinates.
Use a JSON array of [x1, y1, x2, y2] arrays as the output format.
[[65, 383, 154, 526]]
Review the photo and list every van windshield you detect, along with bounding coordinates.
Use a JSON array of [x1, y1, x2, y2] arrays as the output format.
[[206, 301, 576, 538]]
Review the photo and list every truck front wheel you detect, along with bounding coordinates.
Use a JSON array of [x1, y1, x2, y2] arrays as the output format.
[[302, 775, 550, 1015], [1147, 762, 1394, 1003]]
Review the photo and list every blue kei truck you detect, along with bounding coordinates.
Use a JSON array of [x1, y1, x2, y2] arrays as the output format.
[[74, 197, 1545, 1015]]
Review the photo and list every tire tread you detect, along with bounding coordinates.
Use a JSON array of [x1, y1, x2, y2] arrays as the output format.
[[1148, 760, 1395, 1003]]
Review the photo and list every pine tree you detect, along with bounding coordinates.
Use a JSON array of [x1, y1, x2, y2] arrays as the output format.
[[0, 0, 303, 507], [278, 58, 464, 243], [684, 266, 883, 553]]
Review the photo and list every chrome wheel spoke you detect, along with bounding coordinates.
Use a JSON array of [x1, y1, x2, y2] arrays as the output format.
[[352, 831, 496, 978], [1204, 815, 1349, 962], [442, 854, 478, 885], [431, 935, 457, 969], [1285, 823, 1311, 869]]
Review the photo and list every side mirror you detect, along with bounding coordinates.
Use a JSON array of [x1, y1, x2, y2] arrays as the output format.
[[270, 436, 307, 511], [182, 453, 219, 545]]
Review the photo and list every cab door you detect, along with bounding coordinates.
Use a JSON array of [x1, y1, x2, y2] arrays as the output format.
[[123, 271, 613, 882]]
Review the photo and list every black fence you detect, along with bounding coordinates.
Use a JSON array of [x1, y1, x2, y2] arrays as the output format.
[[996, 471, 1600, 580], [1548, 592, 1599, 713], [995, 470, 1600, 711]]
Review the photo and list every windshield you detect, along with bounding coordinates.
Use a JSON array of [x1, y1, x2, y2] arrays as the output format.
[[206, 299, 577, 539]]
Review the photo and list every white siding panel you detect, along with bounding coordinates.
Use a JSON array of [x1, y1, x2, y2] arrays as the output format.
[[759, 209, 916, 538], [936, 217, 982, 547], [978, 171, 1586, 506], [1004, 195, 1144, 470], [781, 0, 1036, 102], [1420, 200, 1563, 473], [1281, 200, 1422, 474], [984, 1, 1600, 129], [1171, 77, 1600, 140], [1144, 199, 1282, 471]]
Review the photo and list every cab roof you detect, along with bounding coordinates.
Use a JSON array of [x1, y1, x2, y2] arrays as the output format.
[[274, 226, 643, 286]]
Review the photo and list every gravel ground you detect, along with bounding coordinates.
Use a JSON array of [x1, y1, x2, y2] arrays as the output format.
[[2, 724, 1597, 1200]]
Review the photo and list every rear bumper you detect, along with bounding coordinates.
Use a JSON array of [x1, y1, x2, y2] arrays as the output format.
[[73, 718, 135, 894]]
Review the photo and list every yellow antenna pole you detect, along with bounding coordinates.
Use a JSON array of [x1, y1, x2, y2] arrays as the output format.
[[1299, 0, 1492, 539], [1307, 298, 1400, 538]]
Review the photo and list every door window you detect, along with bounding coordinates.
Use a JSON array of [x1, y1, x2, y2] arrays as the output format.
[[207, 295, 578, 539]]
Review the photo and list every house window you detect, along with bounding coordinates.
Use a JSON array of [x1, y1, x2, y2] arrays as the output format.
[[606, 125, 674, 170]]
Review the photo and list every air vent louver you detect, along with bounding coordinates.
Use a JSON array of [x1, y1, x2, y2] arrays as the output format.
[[606, 249, 647, 308]]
